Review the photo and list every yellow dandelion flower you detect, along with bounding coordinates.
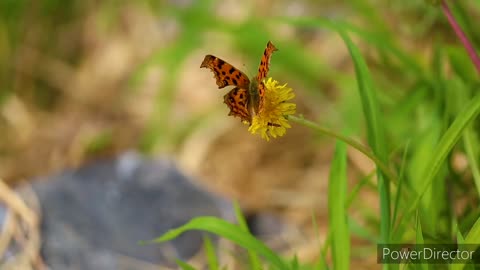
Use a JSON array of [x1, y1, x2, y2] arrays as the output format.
[[248, 77, 296, 141]]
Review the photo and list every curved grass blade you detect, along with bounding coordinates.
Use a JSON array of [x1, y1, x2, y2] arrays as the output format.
[[463, 127, 480, 197], [334, 22, 392, 256], [451, 217, 480, 269], [396, 93, 480, 234], [233, 201, 262, 270], [277, 16, 392, 249], [148, 216, 289, 270], [289, 115, 396, 182], [175, 259, 197, 270], [464, 217, 480, 247]]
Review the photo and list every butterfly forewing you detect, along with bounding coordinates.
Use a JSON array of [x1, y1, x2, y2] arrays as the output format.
[[256, 41, 278, 83], [255, 41, 278, 113], [200, 55, 250, 89]]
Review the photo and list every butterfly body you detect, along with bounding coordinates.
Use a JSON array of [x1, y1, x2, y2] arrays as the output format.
[[248, 78, 260, 115], [200, 41, 278, 125]]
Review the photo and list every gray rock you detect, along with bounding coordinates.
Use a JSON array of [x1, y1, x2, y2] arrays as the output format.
[[29, 151, 233, 270]]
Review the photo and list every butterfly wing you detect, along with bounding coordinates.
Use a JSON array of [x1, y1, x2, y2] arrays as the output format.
[[254, 41, 278, 113], [224, 87, 250, 123], [256, 41, 278, 82], [200, 55, 250, 89], [201, 43, 278, 124]]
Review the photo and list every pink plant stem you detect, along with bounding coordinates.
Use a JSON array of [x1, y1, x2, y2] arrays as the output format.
[[441, 0, 480, 75]]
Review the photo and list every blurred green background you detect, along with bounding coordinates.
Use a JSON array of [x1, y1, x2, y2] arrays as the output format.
[[1, 0, 480, 269]]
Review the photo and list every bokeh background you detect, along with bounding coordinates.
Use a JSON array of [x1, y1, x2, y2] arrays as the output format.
[[1, 0, 480, 269]]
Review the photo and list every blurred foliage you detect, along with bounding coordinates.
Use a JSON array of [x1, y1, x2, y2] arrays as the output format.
[[143, 0, 480, 268], [1, 0, 480, 268]]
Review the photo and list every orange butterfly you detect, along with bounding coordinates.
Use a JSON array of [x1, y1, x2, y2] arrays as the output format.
[[200, 41, 278, 125]]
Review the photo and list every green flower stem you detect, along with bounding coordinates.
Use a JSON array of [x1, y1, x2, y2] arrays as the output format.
[[289, 115, 397, 183]]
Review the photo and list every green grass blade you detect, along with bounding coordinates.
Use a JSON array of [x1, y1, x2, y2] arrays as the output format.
[[312, 213, 329, 270], [289, 255, 300, 270], [338, 31, 387, 161], [451, 217, 480, 269], [150, 216, 289, 270], [348, 217, 379, 243], [336, 24, 391, 262], [463, 127, 480, 197], [415, 213, 427, 270], [464, 216, 480, 246], [346, 172, 374, 209], [328, 141, 350, 270], [233, 201, 262, 270], [397, 93, 480, 233], [233, 200, 250, 232], [288, 115, 396, 182], [203, 235, 218, 270], [175, 259, 197, 270], [392, 142, 409, 230]]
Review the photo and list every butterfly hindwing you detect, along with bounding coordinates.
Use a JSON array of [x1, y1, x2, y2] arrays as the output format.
[[224, 87, 250, 123]]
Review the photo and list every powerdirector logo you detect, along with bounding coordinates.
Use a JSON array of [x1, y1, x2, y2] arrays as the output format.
[[378, 244, 480, 264]]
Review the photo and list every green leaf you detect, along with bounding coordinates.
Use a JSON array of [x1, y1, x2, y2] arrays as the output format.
[[290, 255, 300, 270], [233, 201, 262, 270], [312, 213, 330, 270], [175, 259, 197, 270], [392, 142, 409, 229], [415, 213, 427, 270], [203, 235, 218, 270], [150, 216, 289, 270], [398, 93, 480, 233], [335, 23, 391, 258], [464, 217, 480, 246], [463, 127, 480, 197], [328, 141, 350, 270], [451, 217, 480, 269]]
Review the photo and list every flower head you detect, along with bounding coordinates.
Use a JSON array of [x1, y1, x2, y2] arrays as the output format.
[[248, 77, 296, 141]]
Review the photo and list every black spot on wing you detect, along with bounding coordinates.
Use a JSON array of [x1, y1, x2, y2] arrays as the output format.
[[217, 59, 225, 69]]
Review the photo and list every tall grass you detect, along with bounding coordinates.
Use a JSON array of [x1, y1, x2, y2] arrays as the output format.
[[0, 0, 477, 268], [144, 0, 480, 268]]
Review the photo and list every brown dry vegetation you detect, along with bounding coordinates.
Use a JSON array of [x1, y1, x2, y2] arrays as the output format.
[[2, 1, 478, 269]]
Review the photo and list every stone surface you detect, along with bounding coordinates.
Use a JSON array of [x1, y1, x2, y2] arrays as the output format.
[[28, 151, 233, 270]]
